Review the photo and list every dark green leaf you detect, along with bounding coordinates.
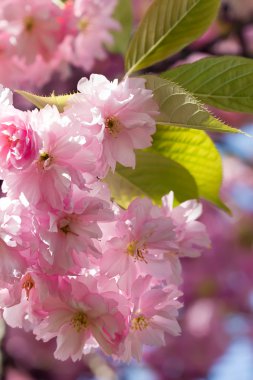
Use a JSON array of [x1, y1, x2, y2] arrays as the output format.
[[162, 56, 253, 113]]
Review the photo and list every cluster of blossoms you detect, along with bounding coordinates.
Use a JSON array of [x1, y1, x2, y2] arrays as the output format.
[[0, 0, 119, 89], [0, 74, 210, 362]]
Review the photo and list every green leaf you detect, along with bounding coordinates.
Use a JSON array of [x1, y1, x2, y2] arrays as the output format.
[[144, 75, 240, 134], [15, 90, 72, 112], [151, 125, 229, 212], [125, 0, 220, 75], [162, 56, 253, 113], [105, 151, 198, 209], [110, 0, 133, 54]]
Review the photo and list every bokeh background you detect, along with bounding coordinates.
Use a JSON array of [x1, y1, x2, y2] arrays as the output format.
[[2, 0, 253, 379]]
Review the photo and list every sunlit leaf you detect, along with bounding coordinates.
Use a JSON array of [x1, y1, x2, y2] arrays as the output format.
[[151, 125, 229, 212], [105, 151, 198, 208], [144, 75, 241, 134], [126, 0, 220, 74], [15, 90, 72, 112]]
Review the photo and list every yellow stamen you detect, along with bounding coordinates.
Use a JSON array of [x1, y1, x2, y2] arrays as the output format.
[[39, 152, 50, 161], [127, 241, 147, 263], [38, 151, 53, 168], [71, 311, 89, 332], [78, 18, 89, 31], [131, 315, 149, 331]]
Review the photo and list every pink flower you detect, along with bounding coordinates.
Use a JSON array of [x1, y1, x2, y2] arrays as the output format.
[[3, 106, 99, 209], [101, 198, 179, 293], [67, 74, 159, 172], [162, 192, 211, 257], [0, 87, 31, 169], [16, 54, 66, 90], [2, 271, 58, 329], [0, 112, 38, 171], [122, 276, 182, 361], [0, 197, 30, 283], [0, 0, 63, 64], [0, 79, 187, 365], [34, 277, 128, 361], [0, 33, 59, 89], [0, 0, 122, 89], [34, 189, 113, 274], [66, 0, 120, 71], [0, 33, 24, 88]]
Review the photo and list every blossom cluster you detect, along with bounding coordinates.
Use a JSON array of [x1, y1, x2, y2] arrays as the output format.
[[0, 0, 119, 89], [0, 74, 210, 362]]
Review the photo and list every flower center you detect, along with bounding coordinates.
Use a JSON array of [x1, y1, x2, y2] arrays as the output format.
[[131, 315, 149, 331], [39, 151, 53, 169], [78, 18, 89, 31], [21, 273, 35, 300], [60, 224, 71, 234], [71, 311, 89, 332], [24, 16, 35, 32], [40, 152, 50, 161], [58, 217, 78, 236], [58, 217, 71, 234], [105, 116, 122, 137], [127, 241, 147, 263]]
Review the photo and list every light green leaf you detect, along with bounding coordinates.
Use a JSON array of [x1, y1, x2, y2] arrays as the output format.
[[151, 125, 229, 212], [110, 0, 133, 54], [15, 90, 72, 112], [162, 56, 253, 113], [125, 0, 220, 75], [144, 75, 240, 134], [105, 151, 198, 209]]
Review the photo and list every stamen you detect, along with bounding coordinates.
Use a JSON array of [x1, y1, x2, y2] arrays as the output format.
[[58, 217, 79, 236], [71, 311, 89, 332], [105, 116, 122, 137], [78, 18, 89, 31], [60, 224, 71, 234], [24, 16, 34, 32], [38, 151, 53, 169], [39, 152, 50, 161], [22, 273, 35, 300], [131, 315, 149, 331], [127, 241, 148, 263]]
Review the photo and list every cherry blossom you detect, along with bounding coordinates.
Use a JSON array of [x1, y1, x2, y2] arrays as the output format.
[[0, 83, 207, 363], [34, 277, 128, 361], [67, 74, 159, 172], [162, 192, 211, 258], [121, 275, 182, 361], [2, 105, 99, 208], [0, 0, 120, 89], [68, 0, 120, 71]]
